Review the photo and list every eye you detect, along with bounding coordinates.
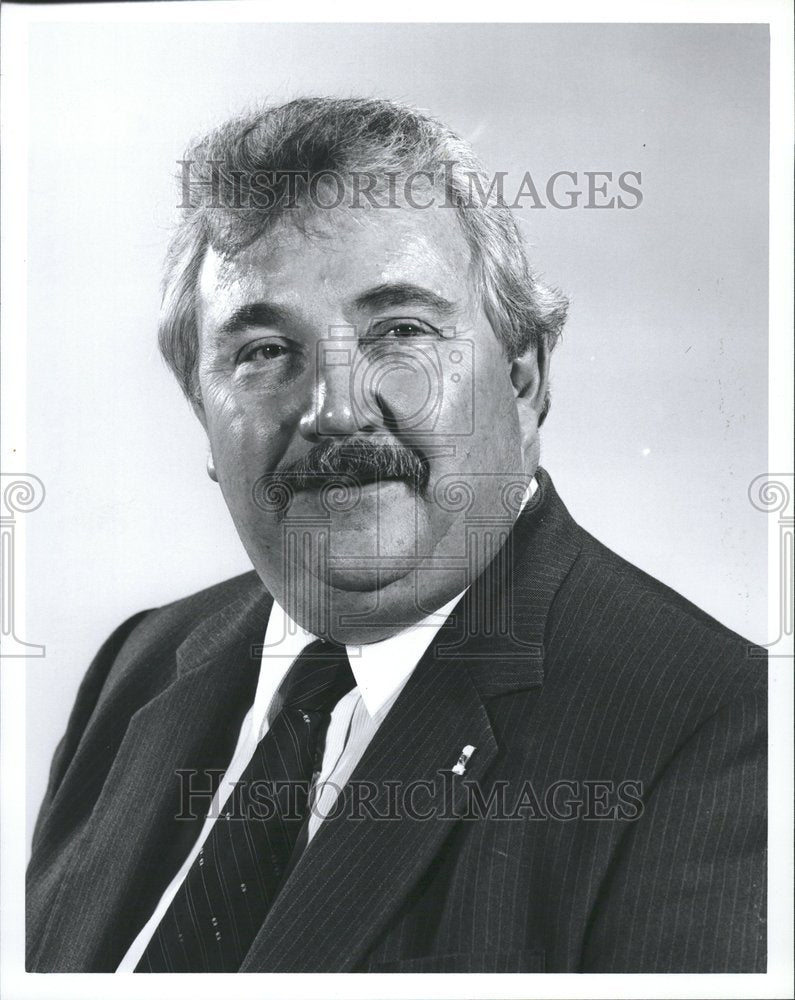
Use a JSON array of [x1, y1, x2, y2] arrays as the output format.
[[390, 322, 426, 337], [371, 318, 439, 339], [238, 341, 289, 364]]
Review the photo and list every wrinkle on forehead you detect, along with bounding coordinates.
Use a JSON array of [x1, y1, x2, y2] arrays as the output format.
[[198, 203, 478, 319]]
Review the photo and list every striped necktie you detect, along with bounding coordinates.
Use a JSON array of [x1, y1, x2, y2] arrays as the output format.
[[136, 639, 355, 972]]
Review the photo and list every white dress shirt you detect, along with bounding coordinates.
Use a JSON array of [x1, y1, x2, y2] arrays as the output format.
[[118, 477, 537, 971]]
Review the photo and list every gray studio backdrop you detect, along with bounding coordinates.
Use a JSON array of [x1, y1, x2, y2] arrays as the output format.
[[25, 22, 769, 849]]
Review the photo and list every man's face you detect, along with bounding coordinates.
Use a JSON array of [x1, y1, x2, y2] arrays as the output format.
[[195, 202, 542, 641]]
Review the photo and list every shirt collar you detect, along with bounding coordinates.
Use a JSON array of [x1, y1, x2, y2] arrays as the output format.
[[257, 590, 465, 718], [344, 590, 466, 715]]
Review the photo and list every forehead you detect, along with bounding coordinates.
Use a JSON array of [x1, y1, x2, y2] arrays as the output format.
[[197, 204, 474, 321]]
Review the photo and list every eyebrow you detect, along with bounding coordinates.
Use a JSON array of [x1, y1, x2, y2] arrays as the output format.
[[217, 302, 292, 337], [215, 282, 458, 338], [352, 283, 458, 319]]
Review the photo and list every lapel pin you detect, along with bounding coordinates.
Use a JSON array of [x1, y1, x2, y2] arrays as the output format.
[[452, 745, 476, 776]]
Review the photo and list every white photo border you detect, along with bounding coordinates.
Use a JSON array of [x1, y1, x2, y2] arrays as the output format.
[[2, 2, 792, 998]]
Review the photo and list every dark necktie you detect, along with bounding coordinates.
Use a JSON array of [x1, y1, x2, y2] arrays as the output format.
[[136, 639, 355, 972]]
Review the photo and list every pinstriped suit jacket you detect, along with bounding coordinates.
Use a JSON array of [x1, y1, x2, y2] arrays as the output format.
[[27, 470, 767, 973]]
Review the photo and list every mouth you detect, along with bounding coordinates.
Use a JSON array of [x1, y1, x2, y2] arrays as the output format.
[[300, 471, 419, 492], [293, 474, 421, 516]]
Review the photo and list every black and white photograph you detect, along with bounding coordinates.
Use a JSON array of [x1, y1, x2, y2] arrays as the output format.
[[1, 4, 792, 998]]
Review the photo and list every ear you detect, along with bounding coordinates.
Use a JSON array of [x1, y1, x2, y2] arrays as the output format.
[[190, 398, 219, 483], [510, 337, 550, 469]]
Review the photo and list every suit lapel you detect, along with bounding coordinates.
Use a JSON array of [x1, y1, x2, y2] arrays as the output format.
[[33, 577, 272, 972], [240, 639, 500, 972], [241, 469, 584, 972]]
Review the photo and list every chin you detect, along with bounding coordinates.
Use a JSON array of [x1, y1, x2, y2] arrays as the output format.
[[319, 522, 431, 594]]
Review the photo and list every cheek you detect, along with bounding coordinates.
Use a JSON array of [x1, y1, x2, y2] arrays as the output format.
[[202, 364, 303, 442], [442, 346, 521, 460], [202, 389, 286, 485], [202, 389, 249, 461]]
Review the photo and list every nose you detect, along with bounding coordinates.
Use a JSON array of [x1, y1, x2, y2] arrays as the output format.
[[299, 330, 368, 441]]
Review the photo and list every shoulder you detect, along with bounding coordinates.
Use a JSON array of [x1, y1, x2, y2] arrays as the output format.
[[125, 570, 264, 651], [575, 526, 754, 645], [567, 526, 754, 651], [543, 523, 765, 744], [89, 570, 266, 703], [32, 571, 267, 835], [530, 469, 760, 668], [520, 512, 767, 803]]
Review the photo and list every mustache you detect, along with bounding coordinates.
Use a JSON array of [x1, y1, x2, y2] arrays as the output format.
[[253, 438, 430, 513]]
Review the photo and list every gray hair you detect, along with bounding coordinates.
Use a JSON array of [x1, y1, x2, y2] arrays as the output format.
[[159, 97, 568, 418]]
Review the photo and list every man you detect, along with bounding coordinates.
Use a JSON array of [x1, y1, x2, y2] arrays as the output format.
[[27, 97, 766, 973]]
